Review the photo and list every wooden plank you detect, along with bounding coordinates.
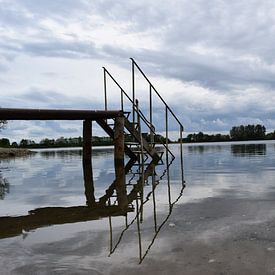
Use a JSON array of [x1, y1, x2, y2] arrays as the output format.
[[0, 108, 123, 120], [114, 116, 127, 209], [96, 118, 137, 161]]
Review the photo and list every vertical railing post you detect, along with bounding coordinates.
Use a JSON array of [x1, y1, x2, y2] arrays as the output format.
[[132, 59, 135, 124], [180, 125, 185, 187], [165, 106, 169, 150], [103, 67, 107, 111], [114, 115, 127, 209], [120, 88, 124, 111], [149, 84, 154, 147]]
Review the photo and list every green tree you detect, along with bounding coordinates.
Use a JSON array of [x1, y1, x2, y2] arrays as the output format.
[[11, 142, 18, 147], [0, 138, 10, 148], [19, 139, 35, 147], [230, 124, 266, 140]]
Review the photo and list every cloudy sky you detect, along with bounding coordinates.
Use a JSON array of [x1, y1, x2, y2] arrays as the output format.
[[1, 0, 275, 141]]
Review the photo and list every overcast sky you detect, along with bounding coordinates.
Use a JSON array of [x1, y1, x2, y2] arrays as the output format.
[[1, 0, 275, 141]]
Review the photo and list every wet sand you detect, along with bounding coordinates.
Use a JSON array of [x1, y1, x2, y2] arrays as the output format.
[[2, 194, 275, 274]]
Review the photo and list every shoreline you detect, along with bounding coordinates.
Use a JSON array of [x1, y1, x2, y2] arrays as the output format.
[[0, 147, 35, 158]]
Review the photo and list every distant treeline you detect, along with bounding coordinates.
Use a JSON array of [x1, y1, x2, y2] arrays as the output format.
[[181, 124, 274, 143], [0, 133, 170, 148], [1, 124, 275, 148]]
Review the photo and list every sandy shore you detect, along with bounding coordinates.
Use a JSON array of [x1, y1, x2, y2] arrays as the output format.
[[1, 195, 275, 274], [0, 147, 35, 158]]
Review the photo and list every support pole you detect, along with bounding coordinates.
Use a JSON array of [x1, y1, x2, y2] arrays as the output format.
[[132, 59, 135, 124], [82, 120, 96, 206], [114, 116, 127, 209]]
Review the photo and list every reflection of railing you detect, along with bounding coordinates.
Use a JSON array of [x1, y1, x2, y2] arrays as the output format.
[[0, 144, 185, 264], [0, 175, 9, 200], [108, 144, 185, 263]]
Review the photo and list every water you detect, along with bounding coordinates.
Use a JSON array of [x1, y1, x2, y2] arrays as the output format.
[[1, 141, 275, 274]]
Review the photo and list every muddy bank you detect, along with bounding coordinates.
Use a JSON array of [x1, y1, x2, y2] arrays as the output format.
[[0, 147, 35, 158]]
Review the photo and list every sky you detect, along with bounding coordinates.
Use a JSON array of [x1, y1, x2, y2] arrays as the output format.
[[1, 0, 275, 142]]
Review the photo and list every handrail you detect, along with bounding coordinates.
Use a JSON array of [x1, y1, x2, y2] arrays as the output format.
[[130, 58, 184, 131], [130, 58, 183, 172], [103, 67, 156, 133], [103, 67, 133, 105], [103, 67, 175, 158]]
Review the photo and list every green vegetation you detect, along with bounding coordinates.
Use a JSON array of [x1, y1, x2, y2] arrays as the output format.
[[1, 124, 275, 148], [180, 124, 271, 143], [184, 132, 230, 143], [230, 124, 266, 140], [0, 133, 171, 149], [0, 136, 113, 149]]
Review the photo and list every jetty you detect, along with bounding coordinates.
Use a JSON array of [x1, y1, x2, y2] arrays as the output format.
[[0, 58, 186, 262]]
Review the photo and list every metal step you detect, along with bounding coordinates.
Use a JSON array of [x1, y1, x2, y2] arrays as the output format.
[[124, 118, 161, 161]]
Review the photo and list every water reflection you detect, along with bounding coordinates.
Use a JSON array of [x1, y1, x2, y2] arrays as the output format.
[[39, 147, 115, 159], [0, 174, 9, 200], [187, 144, 223, 154], [0, 145, 185, 263], [39, 149, 82, 158], [231, 144, 266, 156]]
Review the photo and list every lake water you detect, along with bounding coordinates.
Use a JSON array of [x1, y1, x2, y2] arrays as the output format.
[[1, 141, 275, 274]]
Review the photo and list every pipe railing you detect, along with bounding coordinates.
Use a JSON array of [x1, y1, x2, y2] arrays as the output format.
[[103, 67, 175, 159], [130, 57, 184, 164]]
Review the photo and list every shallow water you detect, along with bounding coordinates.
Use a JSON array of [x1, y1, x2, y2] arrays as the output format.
[[1, 141, 275, 274]]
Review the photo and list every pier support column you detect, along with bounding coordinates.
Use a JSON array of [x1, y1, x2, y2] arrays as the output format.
[[83, 120, 96, 206], [114, 116, 127, 209]]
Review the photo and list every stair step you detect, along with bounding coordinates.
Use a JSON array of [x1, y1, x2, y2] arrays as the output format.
[[125, 141, 140, 145], [124, 118, 161, 161]]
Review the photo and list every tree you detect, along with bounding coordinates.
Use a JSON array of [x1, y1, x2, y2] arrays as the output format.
[[0, 138, 10, 148], [230, 124, 266, 140], [19, 139, 35, 148], [11, 142, 18, 148]]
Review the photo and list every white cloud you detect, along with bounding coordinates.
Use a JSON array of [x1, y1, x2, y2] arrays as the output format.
[[1, 0, 275, 141]]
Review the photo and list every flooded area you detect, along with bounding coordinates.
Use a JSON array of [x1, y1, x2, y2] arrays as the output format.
[[1, 141, 275, 274]]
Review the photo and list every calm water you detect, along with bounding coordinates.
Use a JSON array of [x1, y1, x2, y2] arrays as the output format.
[[1, 141, 275, 274]]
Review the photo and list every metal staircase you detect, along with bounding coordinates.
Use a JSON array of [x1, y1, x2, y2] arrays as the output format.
[[98, 58, 184, 166]]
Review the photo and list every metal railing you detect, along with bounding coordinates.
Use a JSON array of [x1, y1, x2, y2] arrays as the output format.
[[130, 58, 184, 175], [103, 66, 175, 159]]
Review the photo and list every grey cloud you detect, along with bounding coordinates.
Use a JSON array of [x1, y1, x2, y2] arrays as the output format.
[[41, 72, 59, 78], [89, 0, 170, 32], [0, 63, 8, 72], [22, 40, 99, 59], [102, 44, 275, 93], [1, 88, 103, 110], [1, 0, 89, 23], [1, 0, 275, 136]]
